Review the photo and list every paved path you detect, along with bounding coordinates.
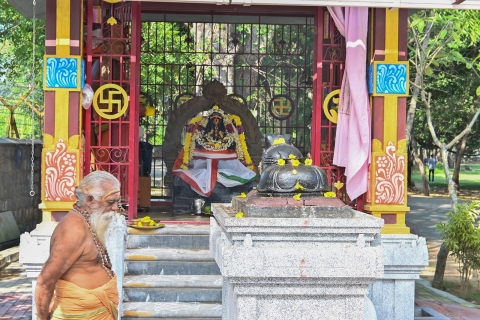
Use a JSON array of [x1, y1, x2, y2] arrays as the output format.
[[0, 262, 32, 319], [408, 194, 480, 319], [2, 196, 480, 320]]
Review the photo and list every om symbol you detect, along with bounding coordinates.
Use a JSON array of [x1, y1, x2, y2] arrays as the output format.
[[322, 89, 340, 124]]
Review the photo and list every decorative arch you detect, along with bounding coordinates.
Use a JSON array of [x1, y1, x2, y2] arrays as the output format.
[[163, 80, 263, 186]]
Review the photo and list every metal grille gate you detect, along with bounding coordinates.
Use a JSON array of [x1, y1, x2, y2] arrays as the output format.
[[84, 0, 141, 219], [315, 9, 358, 209], [140, 13, 316, 198], [83, 3, 358, 213]]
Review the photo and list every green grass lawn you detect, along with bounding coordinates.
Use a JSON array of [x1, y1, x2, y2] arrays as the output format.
[[411, 164, 480, 191]]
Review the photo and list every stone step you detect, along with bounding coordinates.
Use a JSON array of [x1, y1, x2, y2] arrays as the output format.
[[123, 275, 222, 303], [127, 225, 210, 250], [128, 225, 210, 236], [124, 275, 223, 288], [127, 234, 209, 250], [125, 248, 220, 275], [125, 248, 215, 262], [125, 261, 220, 276], [122, 302, 222, 319]]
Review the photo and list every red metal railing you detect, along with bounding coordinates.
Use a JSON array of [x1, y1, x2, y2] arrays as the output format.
[[84, 0, 141, 219]]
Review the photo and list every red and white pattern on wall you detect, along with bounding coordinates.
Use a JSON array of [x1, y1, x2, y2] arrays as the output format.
[[374, 142, 405, 204], [45, 139, 77, 201]]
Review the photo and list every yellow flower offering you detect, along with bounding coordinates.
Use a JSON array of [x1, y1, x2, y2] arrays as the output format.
[[214, 143, 221, 148], [278, 159, 286, 166], [189, 115, 203, 124], [293, 193, 302, 201], [288, 154, 297, 159], [137, 216, 157, 227], [324, 191, 336, 198], [295, 182, 305, 190], [273, 138, 286, 145], [235, 211, 245, 218], [237, 192, 247, 198], [305, 158, 312, 166], [291, 159, 300, 167]]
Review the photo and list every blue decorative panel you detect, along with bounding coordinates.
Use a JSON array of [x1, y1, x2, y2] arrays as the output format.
[[81, 59, 85, 89], [375, 63, 407, 95], [45, 57, 80, 90], [367, 64, 373, 94]]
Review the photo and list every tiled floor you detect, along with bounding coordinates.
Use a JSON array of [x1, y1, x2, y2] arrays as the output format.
[[0, 262, 32, 319]]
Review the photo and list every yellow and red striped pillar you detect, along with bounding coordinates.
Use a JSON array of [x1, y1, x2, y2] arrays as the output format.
[[364, 8, 410, 234], [38, 0, 84, 226]]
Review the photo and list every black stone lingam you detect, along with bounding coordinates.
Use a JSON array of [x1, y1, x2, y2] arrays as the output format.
[[231, 135, 350, 217], [257, 134, 330, 196]]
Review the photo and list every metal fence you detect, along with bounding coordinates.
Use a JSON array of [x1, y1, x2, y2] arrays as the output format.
[[140, 14, 315, 196], [0, 84, 43, 140]]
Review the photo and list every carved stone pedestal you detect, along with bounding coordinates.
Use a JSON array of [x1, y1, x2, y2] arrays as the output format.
[[210, 202, 384, 320], [368, 234, 429, 320]]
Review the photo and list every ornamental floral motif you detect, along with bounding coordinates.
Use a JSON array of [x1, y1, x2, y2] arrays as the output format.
[[45, 139, 77, 201], [375, 142, 405, 204]]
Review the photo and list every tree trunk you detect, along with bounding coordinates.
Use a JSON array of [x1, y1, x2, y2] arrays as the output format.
[[447, 150, 455, 168], [405, 19, 434, 149], [407, 148, 413, 187], [432, 242, 449, 289], [233, 25, 265, 101], [411, 135, 429, 196], [452, 133, 469, 188]]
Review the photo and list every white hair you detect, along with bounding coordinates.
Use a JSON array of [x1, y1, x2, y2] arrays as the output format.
[[75, 171, 120, 207]]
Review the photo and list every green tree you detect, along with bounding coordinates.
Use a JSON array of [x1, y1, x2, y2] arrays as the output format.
[[407, 9, 480, 195], [408, 9, 480, 289], [0, 0, 45, 139], [437, 201, 480, 298], [0, 0, 44, 85]]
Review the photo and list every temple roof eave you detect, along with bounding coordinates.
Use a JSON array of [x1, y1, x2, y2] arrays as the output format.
[[135, 0, 480, 10], [8, 0, 478, 22]]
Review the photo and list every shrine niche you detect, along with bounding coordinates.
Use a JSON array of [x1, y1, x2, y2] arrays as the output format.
[[162, 81, 263, 210]]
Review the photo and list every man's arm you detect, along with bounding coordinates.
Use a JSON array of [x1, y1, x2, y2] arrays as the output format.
[[35, 216, 85, 320]]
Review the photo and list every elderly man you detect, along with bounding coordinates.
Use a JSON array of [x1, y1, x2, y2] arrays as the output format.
[[35, 171, 122, 320]]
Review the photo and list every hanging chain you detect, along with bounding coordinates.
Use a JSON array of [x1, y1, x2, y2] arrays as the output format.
[[29, 0, 37, 197]]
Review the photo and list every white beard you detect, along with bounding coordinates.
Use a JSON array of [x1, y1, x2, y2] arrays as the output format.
[[89, 210, 116, 247]]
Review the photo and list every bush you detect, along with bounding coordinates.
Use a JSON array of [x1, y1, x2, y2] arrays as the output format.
[[437, 201, 480, 298], [436, 161, 444, 172]]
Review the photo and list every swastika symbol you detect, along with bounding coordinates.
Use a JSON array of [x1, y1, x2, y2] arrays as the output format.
[[93, 84, 128, 120], [273, 98, 291, 116]]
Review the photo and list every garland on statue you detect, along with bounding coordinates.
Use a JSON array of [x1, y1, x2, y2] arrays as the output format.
[[180, 108, 254, 171]]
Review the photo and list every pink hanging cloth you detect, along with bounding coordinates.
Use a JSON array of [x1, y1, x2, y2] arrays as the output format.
[[327, 7, 371, 201]]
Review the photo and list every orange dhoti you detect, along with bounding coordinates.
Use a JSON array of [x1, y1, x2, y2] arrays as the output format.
[[51, 275, 118, 319]]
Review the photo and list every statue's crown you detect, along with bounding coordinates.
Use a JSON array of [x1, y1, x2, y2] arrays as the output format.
[[207, 104, 225, 116]]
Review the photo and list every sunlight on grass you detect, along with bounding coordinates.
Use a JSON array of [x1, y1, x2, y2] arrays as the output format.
[[411, 164, 480, 191]]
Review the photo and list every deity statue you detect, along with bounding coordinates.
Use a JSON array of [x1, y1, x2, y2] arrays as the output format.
[[172, 105, 257, 196]]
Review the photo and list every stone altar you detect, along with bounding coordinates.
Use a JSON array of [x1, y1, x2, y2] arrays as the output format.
[[210, 192, 385, 320], [209, 136, 429, 319]]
